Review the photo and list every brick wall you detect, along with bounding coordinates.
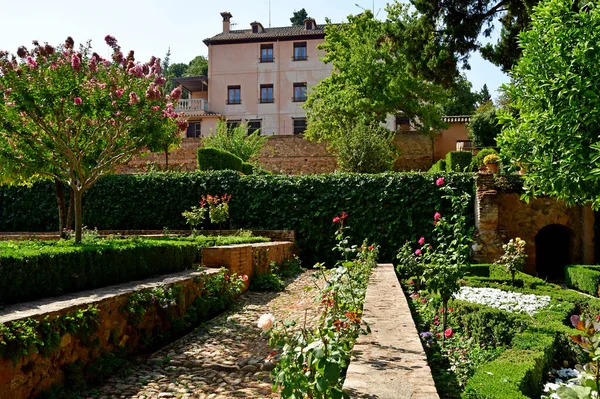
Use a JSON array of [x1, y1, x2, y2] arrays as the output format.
[[394, 132, 433, 171]]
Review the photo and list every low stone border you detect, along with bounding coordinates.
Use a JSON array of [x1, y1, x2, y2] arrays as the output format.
[[343, 263, 439, 399], [0, 229, 295, 242]]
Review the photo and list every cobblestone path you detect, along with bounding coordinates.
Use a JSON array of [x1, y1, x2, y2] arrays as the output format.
[[94, 271, 320, 399]]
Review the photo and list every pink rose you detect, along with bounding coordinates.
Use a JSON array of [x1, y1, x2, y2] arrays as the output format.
[[418, 236, 425, 246], [434, 212, 441, 221], [243, 275, 249, 281], [73, 97, 82, 105], [415, 249, 422, 256], [436, 177, 445, 186], [257, 313, 275, 332], [333, 216, 341, 224], [444, 328, 453, 338]]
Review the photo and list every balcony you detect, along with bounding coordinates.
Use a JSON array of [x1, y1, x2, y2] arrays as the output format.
[[175, 98, 209, 113]]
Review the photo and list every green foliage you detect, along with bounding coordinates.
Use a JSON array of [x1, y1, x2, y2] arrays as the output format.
[[0, 171, 475, 265], [197, 147, 244, 172], [497, 0, 600, 209], [304, 6, 447, 145], [446, 151, 473, 172], [483, 154, 500, 165], [429, 159, 447, 173], [566, 266, 600, 297], [290, 8, 309, 26], [181, 205, 206, 229], [0, 235, 266, 304], [495, 238, 527, 286], [125, 284, 183, 324], [267, 226, 379, 398], [0, 305, 99, 361], [443, 74, 481, 116], [493, 173, 524, 193], [202, 121, 267, 162], [250, 273, 284, 292], [466, 264, 491, 277], [474, 148, 497, 169], [184, 55, 208, 77], [332, 116, 396, 173], [241, 162, 254, 175], [468, 102, 501, 148], [0, 37, 186, 243]]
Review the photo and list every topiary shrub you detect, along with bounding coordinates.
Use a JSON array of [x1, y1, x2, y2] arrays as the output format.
[[475, 148, 497, 168], [446, 151, 473, 172], [429, 159, 447, 172], [241, 162, 254, 175], [197, 148, 243, 172], [565, 265, 600, 296]]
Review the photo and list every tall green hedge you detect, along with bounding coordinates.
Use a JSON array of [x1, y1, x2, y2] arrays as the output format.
[[446, 151, 473, 172], [565, 265, 600, 296], [0, 171, 475, 264], [429, 159, 446, 173], [197, 148, 243, 172]]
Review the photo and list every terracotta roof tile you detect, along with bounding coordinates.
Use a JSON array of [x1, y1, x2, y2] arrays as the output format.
[[204, 25, 327, 45], [442, 115, 471, 123]]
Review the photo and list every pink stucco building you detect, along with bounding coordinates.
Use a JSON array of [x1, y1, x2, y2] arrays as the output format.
[[174, 12, 333, 137]]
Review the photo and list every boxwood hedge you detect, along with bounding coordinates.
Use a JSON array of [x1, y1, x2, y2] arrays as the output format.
[[565, 265, 600, 297], [0, 235, 268, 305], [0, 171, 475, 264]]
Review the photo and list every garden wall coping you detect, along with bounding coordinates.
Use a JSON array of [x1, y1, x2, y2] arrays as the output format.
[[343, 263, 439, 399]]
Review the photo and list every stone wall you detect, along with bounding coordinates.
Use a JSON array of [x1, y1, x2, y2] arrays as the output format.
[[394, 132, 433, 171], [258, 135, 337, 174], [0, 241, 295, 398], [471, 173, 595, 275]]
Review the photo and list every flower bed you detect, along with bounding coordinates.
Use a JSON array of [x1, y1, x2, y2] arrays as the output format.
[[454, 286, 551, 315], [0, 234, 269, 304]]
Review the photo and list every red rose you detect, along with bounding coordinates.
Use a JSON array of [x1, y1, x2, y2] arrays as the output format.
[[444, 328, 453, 338]]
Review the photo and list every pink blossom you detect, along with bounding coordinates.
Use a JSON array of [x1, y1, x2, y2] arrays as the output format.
[[434, 212, 441, 221], [444, 328, 453, 338], [128, 92, 139, 105], [333, 216, 341, 224], [26, 56, 38, 68], [88, 56, 98, 72], [242, 275, 249, 282], [436, 177, 445, 186], [5, 88, 12, 95], [73, 97, 82, 105], [151, 105, 160, 111], [421, 298, 426, 303], [71, 54, 81, 70], [415, 249, 422, 256], [170, 87, 182, 101], [418, 236, 425, 246], [154, 76, 166, 85], [257, 313, 275, 332], [105, 35, 118, 49], [115, 89, 125, 97]]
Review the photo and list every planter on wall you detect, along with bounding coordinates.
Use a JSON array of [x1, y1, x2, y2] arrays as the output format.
[[486, 163, 499, 173]]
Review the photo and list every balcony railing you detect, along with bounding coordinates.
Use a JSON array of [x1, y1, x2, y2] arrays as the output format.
[[175, 98, 209, 112]]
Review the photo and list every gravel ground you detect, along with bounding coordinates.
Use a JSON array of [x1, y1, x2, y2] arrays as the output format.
[[93, 270, 321, 399]]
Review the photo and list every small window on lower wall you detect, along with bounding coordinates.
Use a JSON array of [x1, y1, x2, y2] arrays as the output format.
[[226, 120, 241, 131], [248, 120, 261, 135], [186, 122, 201, 138], [293, 118, 307, 134]]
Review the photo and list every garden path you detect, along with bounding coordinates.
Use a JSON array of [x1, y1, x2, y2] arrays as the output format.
[[93, 271, 320, 399]]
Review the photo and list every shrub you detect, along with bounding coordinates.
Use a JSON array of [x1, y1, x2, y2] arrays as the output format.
[[483, 153, 500, 165], [201, 120, 267, 162], [197, 148, 243, 172], [0, 171, 475, 265], [249, 273, 285, 292], [565, 265, 600, 296], [241, 162, 254, 175], [429, 159, 446, 172], [0, 235, 267, 304], [446, 151, 473, 172]]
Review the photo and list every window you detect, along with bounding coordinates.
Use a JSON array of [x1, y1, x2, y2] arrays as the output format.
[[260, 44, 274, 62], [293, 83, 307, 102], [306, 21, 313, 30], [293, 42, 307, 61], [186, 122, 201, 138], [260, 84, 274, 103], [248, 120, 261, 135], [293, 118, 307, 134], [252, 25, 259, 33], [396, 115, 410, 131], [227, 86, 241, 104], [226, 120, 241, 130]]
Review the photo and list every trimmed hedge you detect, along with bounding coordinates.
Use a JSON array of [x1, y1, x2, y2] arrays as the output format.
[[197, 148, 243, 172], [0, 235, 268, 305], [446, 151, 473, 172], [0, 171, 475, 264], [241, 162, 254, 175], [429, 159, 446, 173], [565, 265, 600, 296]]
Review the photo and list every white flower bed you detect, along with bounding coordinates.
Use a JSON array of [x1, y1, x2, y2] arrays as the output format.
[[542, 368, 583, 399], [454, 287, 551, 315]]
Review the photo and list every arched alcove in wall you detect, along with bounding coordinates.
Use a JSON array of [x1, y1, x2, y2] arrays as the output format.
[[535, 224, 573, 280]]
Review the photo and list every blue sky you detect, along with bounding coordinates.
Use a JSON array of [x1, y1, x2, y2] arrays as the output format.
[[0, 0, 509, 98]]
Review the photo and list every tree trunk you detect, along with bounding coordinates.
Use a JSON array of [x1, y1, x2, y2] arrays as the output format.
[[165, 146, 169, 170], [66, 189, 75, 231], [54, 178, 66, 236], [73, 189, 84, 244], [442, 297, 448, 343]]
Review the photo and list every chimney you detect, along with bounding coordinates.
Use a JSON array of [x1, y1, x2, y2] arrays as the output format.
[[250, 21, 264, 33], [221, 11, 233, 33], [304, 17, 316, 30]]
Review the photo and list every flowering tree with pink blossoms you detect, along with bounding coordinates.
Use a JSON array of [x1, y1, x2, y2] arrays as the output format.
[[0, 36, 187, 242]]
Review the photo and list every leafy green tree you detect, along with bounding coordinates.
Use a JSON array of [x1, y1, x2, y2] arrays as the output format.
[[202, 120, 267, 162], [185, 55, 208, 77], [468, 102, 501, 147], [304, 6, 447, 145], [442, 74, 480, 116], [409, 0, 536, 78], [0, 37, 187, 242], [290, 8, 309, 26], [169, 63, 189, 78], [498, 0, 600, 208], [333, 116, 396, 173]]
